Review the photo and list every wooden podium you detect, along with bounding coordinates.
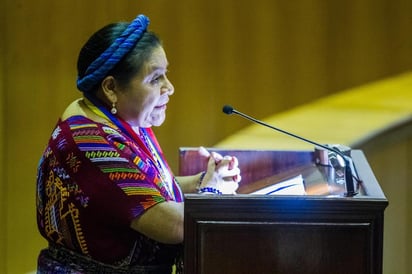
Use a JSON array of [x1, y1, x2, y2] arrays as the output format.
[[179, 148, 388, 274]]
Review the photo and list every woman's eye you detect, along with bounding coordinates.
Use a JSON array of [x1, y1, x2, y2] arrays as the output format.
[[150, 75, 162, 85], [149, 70, 168, 85]]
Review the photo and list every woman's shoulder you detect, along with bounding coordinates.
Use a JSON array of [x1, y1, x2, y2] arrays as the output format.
[[61, 98, 109, 125], [58, 101, 119, 139], [61, 99, 86, 120]]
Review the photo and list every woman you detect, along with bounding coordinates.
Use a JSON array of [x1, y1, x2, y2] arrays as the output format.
[[36, 14, 241, 273]]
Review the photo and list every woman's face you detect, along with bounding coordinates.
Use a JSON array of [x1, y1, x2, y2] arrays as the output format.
[[115, 46, 174, 128]]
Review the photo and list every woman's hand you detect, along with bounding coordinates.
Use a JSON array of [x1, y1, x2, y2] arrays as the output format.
[[198, 147, 241, 194]]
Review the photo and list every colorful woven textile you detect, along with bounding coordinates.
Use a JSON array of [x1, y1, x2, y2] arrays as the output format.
[[36, 115, 183, 270]]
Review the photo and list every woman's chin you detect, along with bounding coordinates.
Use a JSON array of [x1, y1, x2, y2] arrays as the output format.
[[146, 113, 166, 127]]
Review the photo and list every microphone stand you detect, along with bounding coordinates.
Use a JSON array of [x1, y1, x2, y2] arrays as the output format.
[[224, 106, 357, 197]]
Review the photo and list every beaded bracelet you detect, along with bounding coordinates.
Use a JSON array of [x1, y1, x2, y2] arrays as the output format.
[[198, 187, 223, 195]]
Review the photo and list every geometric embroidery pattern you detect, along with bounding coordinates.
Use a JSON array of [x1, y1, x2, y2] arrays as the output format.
[[37, 116, 183, 263]]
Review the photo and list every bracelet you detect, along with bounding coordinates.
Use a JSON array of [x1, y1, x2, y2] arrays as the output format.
[[196, 171, 206, 191], [198, 187, 222, 195]]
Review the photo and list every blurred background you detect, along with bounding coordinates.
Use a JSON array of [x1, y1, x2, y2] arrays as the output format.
[[1, 0, 412, 273]]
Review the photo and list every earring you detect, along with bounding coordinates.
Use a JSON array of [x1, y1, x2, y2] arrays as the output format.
[[111, 102, 117, 115]]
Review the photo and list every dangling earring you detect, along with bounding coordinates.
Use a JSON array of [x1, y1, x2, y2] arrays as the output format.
[[111, 102, 117, 115]]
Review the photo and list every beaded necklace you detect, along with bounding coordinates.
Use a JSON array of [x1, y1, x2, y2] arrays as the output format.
[[82, 96, 177, 198]]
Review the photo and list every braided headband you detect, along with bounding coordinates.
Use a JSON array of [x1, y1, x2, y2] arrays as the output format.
[[77, 14, 150, 93]]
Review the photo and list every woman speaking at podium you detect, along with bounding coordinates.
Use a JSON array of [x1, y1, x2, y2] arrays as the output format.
[[36, 14, 240, 273]]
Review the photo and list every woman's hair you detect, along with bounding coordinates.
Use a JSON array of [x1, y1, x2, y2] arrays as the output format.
[[77, 21, 161, 93]]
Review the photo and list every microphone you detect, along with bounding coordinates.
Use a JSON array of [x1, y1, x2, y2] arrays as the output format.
[[222, 105, 357, 197]]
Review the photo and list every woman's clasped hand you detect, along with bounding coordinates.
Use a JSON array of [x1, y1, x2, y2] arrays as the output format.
[[197, 147, 241, 195]]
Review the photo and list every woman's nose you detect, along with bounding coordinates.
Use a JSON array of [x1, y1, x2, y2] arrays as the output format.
[[162, 77, 174, 95]]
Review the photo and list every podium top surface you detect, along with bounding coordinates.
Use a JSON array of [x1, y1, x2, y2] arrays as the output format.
[[179, 148, 387, 204]]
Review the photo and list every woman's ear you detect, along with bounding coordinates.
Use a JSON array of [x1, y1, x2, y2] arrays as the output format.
[[101, 76, 118, 103]]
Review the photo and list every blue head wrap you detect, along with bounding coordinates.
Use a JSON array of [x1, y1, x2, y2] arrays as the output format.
[[77, 14, 150, 93]]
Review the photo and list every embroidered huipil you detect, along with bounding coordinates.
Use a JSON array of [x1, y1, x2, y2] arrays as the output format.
[[36, 115, 184, 266]]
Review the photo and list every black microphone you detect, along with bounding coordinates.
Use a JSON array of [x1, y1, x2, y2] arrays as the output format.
[[222, 105, 357, 197]]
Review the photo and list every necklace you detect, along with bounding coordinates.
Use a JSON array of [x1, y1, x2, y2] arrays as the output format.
[[138, 128, 174, 195], [82, 96, 177, 197]]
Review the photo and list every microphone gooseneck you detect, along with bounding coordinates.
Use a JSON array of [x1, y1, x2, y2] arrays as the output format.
[[222, 105, 357, 197]]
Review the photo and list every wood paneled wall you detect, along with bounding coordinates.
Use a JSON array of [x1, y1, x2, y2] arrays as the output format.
[[1, 1, 6, 273], [2, 0, 412, 273]]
